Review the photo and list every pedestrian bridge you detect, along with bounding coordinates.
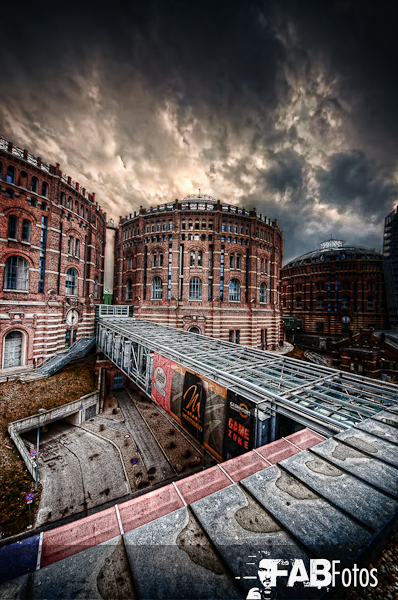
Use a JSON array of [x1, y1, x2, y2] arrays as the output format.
[[97, 318, 397, 460]]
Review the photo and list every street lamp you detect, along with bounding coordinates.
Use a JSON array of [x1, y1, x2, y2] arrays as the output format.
[[35, 408, 46, 493]]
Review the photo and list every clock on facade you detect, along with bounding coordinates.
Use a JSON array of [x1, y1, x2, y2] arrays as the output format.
[[66, 309, 79, 327], [341, 315, 351, 324]]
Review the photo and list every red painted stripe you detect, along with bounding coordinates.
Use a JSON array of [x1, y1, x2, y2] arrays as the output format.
[[221, 451, 270, 482], [175, 465, 231, 504], [285, 429, 326, 450], [256, 438, 300, 464], [118, 484, 184, 533], [41, 506, 120, 567]]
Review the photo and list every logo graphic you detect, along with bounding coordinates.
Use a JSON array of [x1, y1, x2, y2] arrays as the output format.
[[153, 366, 167, 397], [244, 557, 378, 599]]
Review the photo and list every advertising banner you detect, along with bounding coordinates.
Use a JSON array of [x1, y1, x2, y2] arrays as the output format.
[[151, 353, 174, 413], [169, 362, 227, 460], [223, 390, 255, 460], [181, 371, 206, 443]]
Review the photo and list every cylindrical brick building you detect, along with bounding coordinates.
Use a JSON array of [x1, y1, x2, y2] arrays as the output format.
[[113, 195, 283, 350], [281, 239, 388, 348], [0, 136, 106, 368]]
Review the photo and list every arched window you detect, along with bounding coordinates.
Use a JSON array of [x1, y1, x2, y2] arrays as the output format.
[[3, 331, 24, 368], [6, 166, 15, 184], [151, 277, 163, 299], [4, 257, 30, 291], [229, 279, 241, 302], [190, 250, 195, 266], [181, 220, 186, 230], [66, 268, 78, 295], [162, 221, 166, 231], [188, 326, 200, 334], [201, 219, 206, 230], [260, 282, 267, 303], [188, 219, 193, 230], [60, 192, 66, 206], [75, 239, 80, 258], [85, 208, 89, 221], [68, 236, 73, 254], [30, 176, 38, 193], [168, 220, 173, 231], [341, 296, 350, 309], [80, 206, 84, 218], [94, 276, 99, 299], [75, 200, 79, 213], [195, 219, 200, 230], [197, 250, 203, 267], [296, 297, 302, 309], [189, 277, 202, 300], [367, 297, 375, 311], [41, 182, 48, 197], [230, 254, 235, 269], [234, 223, 238, 233], [22, 220, 31, 243], [8, 216, 18, 239], [316, 297, 324, 309], [236, 254, 241, 269], [209, 220, 213, 230], [67, 196, 72, 209], [126, 279, 133, 300]]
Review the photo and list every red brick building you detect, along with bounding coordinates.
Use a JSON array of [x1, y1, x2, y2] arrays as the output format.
[[281, 239, 388, 350], [113, 195, 283, 350], [332, 329, 398, 380], [0, 136, 106, 368]]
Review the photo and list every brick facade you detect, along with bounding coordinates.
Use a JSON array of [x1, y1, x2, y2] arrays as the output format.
[[113, 195, 283, 350], [282, 240, 388, 343], [0, 137, 106, 368]]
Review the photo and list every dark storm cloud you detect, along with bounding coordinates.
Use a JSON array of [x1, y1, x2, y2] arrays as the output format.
[[265, 150, 303, 193], [1, 0, 397, 276], [318, 152, 398, 215]]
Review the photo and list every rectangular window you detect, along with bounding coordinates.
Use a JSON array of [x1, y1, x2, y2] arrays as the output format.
[[261, 329, 267, 350], [159, 253, 163, 267], [179, 244, 184, 301], [152, 254, 157, 267], [190, 250, 195, 266], [230, 254, 235, 269], [143, 247, 148, 300], [8, 216, 18, 239], [236, 330, 240, 344], [220, 246, 225, 301], [198, 250, 203, 267], [229, 330, 234, 342], [237, 255, 241, 269], [22, 220, 31, 242], [38, 217, 48, 293], [167, 243, 172, 300]]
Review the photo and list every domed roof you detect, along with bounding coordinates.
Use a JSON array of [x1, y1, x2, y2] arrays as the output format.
[[284, 239, 381, 268]]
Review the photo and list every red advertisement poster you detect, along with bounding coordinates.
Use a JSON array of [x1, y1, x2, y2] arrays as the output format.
[[151, 353, 174, 413]]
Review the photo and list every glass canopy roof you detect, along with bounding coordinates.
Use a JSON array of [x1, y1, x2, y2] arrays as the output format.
[[99, 318, 397, 432]]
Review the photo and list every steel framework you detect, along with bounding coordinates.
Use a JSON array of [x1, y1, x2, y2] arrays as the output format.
[[97, 318, 397, 439]]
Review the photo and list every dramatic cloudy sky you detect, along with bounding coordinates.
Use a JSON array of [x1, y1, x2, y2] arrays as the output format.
[[1, 0, 397, 284]]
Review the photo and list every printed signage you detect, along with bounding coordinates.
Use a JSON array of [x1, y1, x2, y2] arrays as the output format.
[[151, 353, 174, 413], [223, 390, 255, 460], [181, 371, 206, 443]]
